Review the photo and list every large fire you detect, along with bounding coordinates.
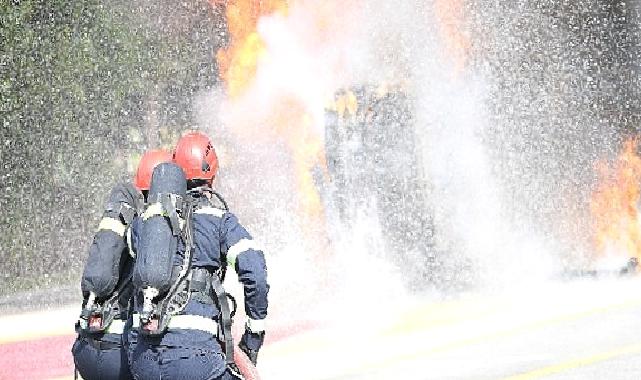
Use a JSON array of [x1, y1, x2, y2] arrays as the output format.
[[590, 138, 641, 262], [211, 0, 333, 259], [209, 0, 473, 260], [434, 0, 470, 72], [213, 0, 288, 98]]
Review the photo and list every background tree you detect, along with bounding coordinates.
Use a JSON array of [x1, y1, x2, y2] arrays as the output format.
[[0, 0, 225, 293]]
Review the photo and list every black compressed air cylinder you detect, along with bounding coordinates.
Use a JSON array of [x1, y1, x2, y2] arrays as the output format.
[[81, 182, 140, 299], [133, 163, 187, 294]]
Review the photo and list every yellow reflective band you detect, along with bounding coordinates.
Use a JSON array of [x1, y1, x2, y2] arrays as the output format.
[[131, 313, 218, 335], [98, 217, 126, 237], [131, 314, 144, 328], [168, 315, 218, 334], [142, 202, 165, 220], [126, 228, 135, 258], [142, 203, 185, 229], [227, 238, 261, 267], [104, 319, 126, 335], [247, 318, 266, 333], [195, 207, 225, 218]]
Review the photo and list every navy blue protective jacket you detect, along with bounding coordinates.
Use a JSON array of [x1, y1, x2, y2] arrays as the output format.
[[130, 194, 269, 335], [191, 196, 269, 323]]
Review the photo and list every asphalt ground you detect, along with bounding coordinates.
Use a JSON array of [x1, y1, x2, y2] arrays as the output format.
[[1, 277, 641, 379], [259, 277, 641, 380]]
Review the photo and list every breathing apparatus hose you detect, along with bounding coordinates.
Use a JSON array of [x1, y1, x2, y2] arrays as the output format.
[[187, 187, 229, 211], [159, 196, 196, 319]]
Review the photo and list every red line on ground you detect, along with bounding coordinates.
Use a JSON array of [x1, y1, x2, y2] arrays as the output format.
[[0, 335, 76, 380], [0, 320, 320, 379], [265, 320, 319, 344]]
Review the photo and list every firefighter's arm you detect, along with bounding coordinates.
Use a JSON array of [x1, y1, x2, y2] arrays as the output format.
[[223, 213, 269, 364]]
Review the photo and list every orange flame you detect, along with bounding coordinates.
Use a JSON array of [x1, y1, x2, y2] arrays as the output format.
[[590, 138, 641, 261], [434, 0, 470, 73], [213, 0, 288, 98], [211, 0, 472, 259], [266, 97, 327, 217], [211, 0, 330, 258]]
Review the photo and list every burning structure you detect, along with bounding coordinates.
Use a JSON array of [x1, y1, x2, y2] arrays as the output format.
[[323, 86, 443, 289], [206, 0, 641, 290]]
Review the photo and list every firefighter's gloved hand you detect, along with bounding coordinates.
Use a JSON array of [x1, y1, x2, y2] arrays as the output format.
[[239, 324, 265, 365]]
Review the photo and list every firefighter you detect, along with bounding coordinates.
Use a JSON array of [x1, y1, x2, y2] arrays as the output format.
[[72, 149, 172, 380], [127, 131, 269, 380]]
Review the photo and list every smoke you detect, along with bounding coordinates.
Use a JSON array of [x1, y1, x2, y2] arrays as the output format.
[[415, 74, 556, 288], [196, 0, 432, 323], [196, 0, 641, 318], [327, 0, 562, 288], [412, 0, 641, 284], [469, 0, 641, 270], [344, 1, 561, 288]]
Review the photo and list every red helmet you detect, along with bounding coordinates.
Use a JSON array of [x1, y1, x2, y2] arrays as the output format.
[[134, 149, 173, 191], [173, 131, 219, 183]]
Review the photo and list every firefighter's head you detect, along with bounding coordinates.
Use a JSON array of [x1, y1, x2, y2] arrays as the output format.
[[134, 149, 173, 192], [173, 131, 219, 188]]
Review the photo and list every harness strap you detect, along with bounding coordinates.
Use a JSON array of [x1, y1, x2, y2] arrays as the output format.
[[211, 274, 235, 365], [190, 268, 215, 305], [161, 195, 181, 236], [150, 198, 194, 333]]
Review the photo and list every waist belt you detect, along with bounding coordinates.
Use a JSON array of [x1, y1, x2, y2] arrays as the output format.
[[133, 313, 218, 335]]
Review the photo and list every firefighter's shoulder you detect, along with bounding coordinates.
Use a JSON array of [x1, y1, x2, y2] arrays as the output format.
[[193, 205, 227, 219]]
